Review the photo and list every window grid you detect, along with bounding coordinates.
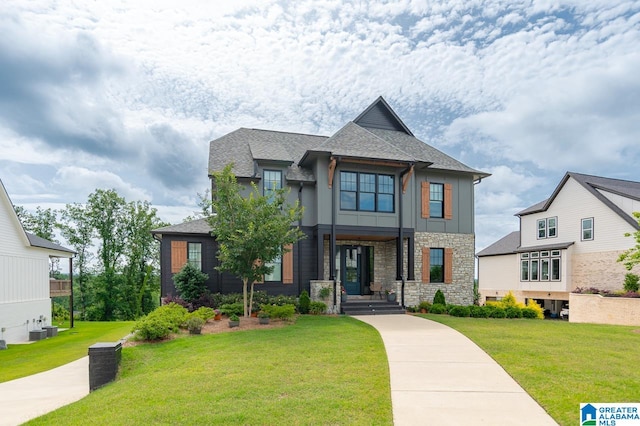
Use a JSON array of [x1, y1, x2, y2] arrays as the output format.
[[187, 242, 202, 270], [430, 183, 444, 218], [339, 171, 395, 213], [520, 251, 562, 282]]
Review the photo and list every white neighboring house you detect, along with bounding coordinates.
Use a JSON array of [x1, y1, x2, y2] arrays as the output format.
[[477, 172, 640, 317], [0, 179, 74, 343]]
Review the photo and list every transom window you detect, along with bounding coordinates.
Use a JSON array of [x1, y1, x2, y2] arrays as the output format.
[[340, 171, 394, 213], [188, 242, 202, 270], [430, 248, 444, 283], [582, 217, 594, 241], [430, 183, 444, 218], [537, 217, 557, 239], [521, 250, 561, 281]]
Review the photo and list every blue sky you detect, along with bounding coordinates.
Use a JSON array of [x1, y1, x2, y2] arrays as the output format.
[[1, 0, 639, 251]]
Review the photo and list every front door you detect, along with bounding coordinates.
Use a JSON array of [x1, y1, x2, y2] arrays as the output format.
[[342, 246, 360, 295]]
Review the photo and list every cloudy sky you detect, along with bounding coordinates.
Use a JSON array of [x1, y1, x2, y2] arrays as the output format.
[[1, 0, 639, 251]]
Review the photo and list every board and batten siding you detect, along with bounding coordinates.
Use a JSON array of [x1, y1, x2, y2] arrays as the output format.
[[520, 177, 637, 253]]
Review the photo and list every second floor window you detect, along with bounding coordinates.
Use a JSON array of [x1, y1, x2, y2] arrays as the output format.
[[340, 171, 394, 213], [582, 218, 593, 241], [537, 217, 557, 239], [188, 242, 202, 270], [430, 183, 444, 218], [263, 170, 282, 202]]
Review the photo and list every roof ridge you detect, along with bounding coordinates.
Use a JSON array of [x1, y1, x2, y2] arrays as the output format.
[[241, 127, 329, 139]]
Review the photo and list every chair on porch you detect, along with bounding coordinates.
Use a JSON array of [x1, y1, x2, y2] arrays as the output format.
[[370, 282, 383, 299]]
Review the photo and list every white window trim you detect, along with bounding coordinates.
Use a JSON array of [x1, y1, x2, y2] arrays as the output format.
[[582, 217, 594, 241]]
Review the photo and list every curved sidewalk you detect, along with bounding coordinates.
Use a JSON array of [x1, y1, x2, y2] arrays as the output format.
[[357, 315, 558, 425], [0, 356, 89, 426]]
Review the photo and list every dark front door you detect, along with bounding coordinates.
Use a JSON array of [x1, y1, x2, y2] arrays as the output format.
[[342, 246, 360, 295]]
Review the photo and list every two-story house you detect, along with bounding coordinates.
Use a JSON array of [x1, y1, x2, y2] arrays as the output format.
[[153, 97, 489, 307], [477, 172, 640, 316]]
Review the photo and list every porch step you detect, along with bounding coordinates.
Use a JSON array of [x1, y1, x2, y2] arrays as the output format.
[[341, 299, 406, 316]]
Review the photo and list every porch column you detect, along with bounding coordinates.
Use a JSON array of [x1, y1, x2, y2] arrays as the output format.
[[316, 231, 324, 280], [396, 237, 402, 280]]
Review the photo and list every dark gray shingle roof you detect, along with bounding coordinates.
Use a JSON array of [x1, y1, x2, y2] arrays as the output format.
[[26, 232, 75, 256], [476, 231, 520, 257], [151, 218, 212, 236]]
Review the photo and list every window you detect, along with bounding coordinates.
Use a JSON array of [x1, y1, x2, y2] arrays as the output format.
[[430, 248, 444, 283], [537, 217, 558, 239], [187, 242, 202, 270], [263, 170, 282, 201], [430, 183, 444, 218], [520, 250, 562, 281], [582, 218, 593, 241], [339, 171, 394, 212], [264, 253, 282, 282]]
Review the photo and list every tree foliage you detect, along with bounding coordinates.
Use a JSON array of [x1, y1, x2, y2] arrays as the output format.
[[618, 212, 640, 271], [208, 164, 305, 317], [173, 262, 209, 302]]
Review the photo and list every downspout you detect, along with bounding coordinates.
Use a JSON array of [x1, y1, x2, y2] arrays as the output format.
[[70, 256, 74, 329], [398, 164, 414, 308], [330, 158, 339, 309], [298, 182, 303, 296]]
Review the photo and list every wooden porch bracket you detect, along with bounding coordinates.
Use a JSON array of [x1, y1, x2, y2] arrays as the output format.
[[328, 157, 337, 189], [402, 164, 414, 194]]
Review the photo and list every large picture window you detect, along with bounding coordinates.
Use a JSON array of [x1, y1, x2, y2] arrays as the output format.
[[430, 248, 444, 283], [339, 171, 394, 212], [520, 250, 561, 281]]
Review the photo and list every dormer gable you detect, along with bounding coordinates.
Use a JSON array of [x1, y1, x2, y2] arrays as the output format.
[[353, 96, 414, 136]]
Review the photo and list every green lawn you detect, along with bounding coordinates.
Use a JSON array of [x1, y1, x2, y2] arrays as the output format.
[[26, 316, 393, 426], [0, 321, 134, 383], [423, 314, 640, 426]]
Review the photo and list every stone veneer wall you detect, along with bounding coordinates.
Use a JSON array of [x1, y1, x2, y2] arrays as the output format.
[[571, 250, 634, 291], [310, 280, 340, 314], [569, 293, 640, 326], [413, 232, 476, 306]]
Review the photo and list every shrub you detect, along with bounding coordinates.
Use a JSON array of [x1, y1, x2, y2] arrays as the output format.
[[521, 308, 538, 319], [448, 306, 470, 317], [134, 315, 174, 340], [429, 303, 447, 314], [433, 289, 446, 305], [418, 301, 431, 312], [262, 303, 296, 321], [470, 305, 490, 318], [192, 307, 215, 321], [298, 290, 311, 314], [624, 273, 640, 292], [220, 302, 244, 317], [185, 316, 205, 333], [155, 303, 189, 328], [505, 306, 522, 318], [500, 291, 520, 308], [309, 301, 327, 315], [172, 263, 209, 303], [489, 307, 506, 318], [52, 302, 70, 322], [229, 313, 239, 322], [319, 287, 331, 300], [526, 299, 544, 319]]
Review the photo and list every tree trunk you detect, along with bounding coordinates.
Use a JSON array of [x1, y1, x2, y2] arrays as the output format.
[[242, 278, 249, 317], [249, 281, 255, 317]]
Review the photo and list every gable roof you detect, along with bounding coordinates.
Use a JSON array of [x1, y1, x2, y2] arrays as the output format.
[[208, 97, 489, 181], [517, 172, 640, 229], [1, 178, 74, 257], [151, 218, 212, 236]]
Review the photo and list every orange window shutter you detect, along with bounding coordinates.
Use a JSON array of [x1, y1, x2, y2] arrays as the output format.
[[171, 241, 187, 273], [444, 248, 453, 284], [421, 247, 430, 283], [283, 244, 294, 284], [421, 182, 430, 218], [444, 183, 453, 220]]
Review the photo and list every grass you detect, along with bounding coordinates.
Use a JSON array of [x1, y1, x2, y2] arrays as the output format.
[[26, 316, 393, 425], [0, 321, 134, 383], [422, 314, 640, 426]]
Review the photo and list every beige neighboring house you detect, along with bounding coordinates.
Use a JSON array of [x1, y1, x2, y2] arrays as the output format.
[[0, 179, 74, 343], [477, 172, 640, 317]]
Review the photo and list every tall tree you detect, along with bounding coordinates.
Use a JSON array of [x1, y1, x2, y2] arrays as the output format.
[[182, 189, 213, 222], [208, 164, 305, 317], [58, 203, 95, 319]]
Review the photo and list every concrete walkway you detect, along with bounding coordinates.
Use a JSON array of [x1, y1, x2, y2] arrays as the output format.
[[0, 356, 89, 426], [357, 314, 558, 425]]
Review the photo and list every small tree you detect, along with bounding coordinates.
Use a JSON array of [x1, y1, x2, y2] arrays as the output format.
[[173, 263, 209, 303], [618, 212, 640, 270], [208, 164, 305, 317], [433, 289, 446, 305], [623, 273, 639, 293]]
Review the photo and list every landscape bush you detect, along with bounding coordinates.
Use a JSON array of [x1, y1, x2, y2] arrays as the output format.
[[262, 303, 296, 320], [521, 307, 539, 318], [298, 290, 311, 314], [448, 305, 470, 317], [489, 307, 506, 318], [309, 301, 327, 315], [526, 299, 544, 319], [52, 302, 70, 322], [172, 263, 209, 303], [433, 289, 446, 305], [133, 303, 188, 340], [191, 306, 215, 321], [418, 301, 431, 312], [219, 302, 244, 317], [469, 305, 490, 318], [505, 306, 523, 318], [429, 303, 447, 314]]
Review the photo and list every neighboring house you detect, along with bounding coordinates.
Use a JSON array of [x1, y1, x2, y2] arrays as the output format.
[[0, 179, 74, 343], [153, 97, 489, 306], [477, 172, 640, 316]]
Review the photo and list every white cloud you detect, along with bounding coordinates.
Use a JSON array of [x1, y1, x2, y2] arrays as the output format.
[[53, 166, 151, 202]]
